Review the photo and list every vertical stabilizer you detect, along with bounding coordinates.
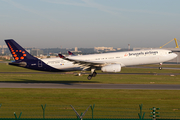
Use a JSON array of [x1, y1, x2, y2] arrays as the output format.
[[68, 51, 75, 56], [5, 39, 37, 61]]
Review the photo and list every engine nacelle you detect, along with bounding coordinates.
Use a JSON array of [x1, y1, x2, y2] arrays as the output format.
[[101, 64, 121, 72]]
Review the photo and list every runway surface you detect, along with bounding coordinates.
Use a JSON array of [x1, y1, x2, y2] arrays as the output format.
[[0, 83, 180, 90], [0, 72, 180, 75]]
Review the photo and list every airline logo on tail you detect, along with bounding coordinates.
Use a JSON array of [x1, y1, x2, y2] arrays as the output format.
[[68, 51, 75, 56], [5, 39, 38, 61], [7, 43, 27, 61], [58, 54, 65, 58]]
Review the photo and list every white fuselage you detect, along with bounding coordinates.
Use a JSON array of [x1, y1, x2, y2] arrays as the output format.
[[41, 49, 177, 71]]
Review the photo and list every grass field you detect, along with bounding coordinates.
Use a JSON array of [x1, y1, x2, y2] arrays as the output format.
[[0, 89, 180, 118], [0, 63, 180, 118]]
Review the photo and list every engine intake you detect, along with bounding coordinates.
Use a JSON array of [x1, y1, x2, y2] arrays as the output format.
[[101, 64, 121, 72]]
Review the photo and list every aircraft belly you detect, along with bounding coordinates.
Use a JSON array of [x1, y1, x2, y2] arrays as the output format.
[[157, 54, 174, 63], [49, 63, 82, 71]]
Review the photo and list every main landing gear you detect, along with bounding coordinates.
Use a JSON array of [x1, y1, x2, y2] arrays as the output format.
[[87, 69, 97, 80], [159, 63, 162, 70], [87, 72, 97, 80]]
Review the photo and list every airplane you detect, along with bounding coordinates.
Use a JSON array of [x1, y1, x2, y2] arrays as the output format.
[[5, 39, 177, 80]]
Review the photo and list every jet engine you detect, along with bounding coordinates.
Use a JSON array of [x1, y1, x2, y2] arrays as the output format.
[[101, 64, 121, 72]]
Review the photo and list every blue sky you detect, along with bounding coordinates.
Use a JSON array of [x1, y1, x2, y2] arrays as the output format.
[[0, 0, 180, 48]]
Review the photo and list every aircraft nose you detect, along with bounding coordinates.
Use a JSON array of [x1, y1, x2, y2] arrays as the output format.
[[172, 53, 178, 58]]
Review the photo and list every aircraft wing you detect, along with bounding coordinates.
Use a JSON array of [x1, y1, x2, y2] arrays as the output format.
[[58, 54, 106, 67]]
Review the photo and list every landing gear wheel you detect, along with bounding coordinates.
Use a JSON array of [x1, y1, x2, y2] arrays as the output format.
[[87, 75, 92, 80], [159, 63, 162, 70], [92, 72, 97, 77]]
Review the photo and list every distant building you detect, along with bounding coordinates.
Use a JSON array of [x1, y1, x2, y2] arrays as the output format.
[[117, 48, 121, 50], [72, 47, 81, 53], [94, 47, 116, 52], [0, 56, 12, 60], [0, 45, 7, 54], [31, 49, 43, 56]]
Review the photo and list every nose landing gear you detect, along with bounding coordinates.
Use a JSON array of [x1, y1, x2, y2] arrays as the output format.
[[159, 63, 162, 70]]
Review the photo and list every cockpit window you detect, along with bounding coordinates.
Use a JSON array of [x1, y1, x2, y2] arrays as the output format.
[[168, 52, 173, 54]]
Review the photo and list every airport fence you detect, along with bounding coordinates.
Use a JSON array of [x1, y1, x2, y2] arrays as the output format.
[[0, 103, 180, 119]]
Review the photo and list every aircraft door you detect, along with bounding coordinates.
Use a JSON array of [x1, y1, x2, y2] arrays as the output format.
[[38, 61, 43, 67]]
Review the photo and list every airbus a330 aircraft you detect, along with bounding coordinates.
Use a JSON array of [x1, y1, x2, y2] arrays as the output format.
[[5, 39, 177, 80]]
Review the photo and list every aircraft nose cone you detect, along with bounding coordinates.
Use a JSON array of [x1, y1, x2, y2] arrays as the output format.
[[173, 53, 178, 58]]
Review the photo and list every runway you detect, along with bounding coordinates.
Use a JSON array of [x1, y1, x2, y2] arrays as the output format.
[[0, 67, 180, 90], [0, 83, 180, 90], [0, 72, 180, 75]]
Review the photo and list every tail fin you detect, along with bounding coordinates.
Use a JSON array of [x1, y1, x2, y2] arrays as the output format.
[[58, 54, 65, 58], [68, 51, 75, 56], [5, 39, 37, 61]]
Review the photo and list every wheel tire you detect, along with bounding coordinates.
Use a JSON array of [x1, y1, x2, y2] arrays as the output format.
[[92, 72, 97, 77], [87, 75, 92, 80], [159, 67, 162, 70]]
